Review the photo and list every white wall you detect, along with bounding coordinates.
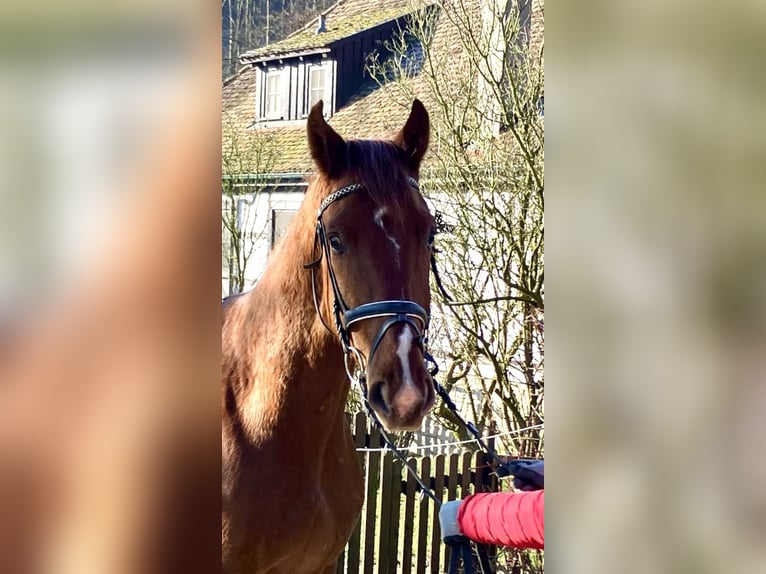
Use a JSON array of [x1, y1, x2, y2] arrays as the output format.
[[222, 189, 306, 298]]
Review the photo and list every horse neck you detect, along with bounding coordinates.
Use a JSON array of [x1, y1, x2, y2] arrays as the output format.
[[232, 195, 350, 454]]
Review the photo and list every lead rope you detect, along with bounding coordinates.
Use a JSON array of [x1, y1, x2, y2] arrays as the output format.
[[349, 355, 440, 504], [431, 374, 505, 468], [345, 352, 493, 574], [307, 177, 497, 573], [427, 354, 495, 574]]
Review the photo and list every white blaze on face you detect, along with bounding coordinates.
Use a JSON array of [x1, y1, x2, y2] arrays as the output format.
[[396, 327, 417, 390], [374, 207, 401, 268]]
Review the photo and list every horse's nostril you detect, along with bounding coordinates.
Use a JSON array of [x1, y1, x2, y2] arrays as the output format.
[[368, 382, 389, 415]]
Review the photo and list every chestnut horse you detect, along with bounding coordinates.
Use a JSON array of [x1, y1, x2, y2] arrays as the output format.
[[222, 100, 437, 573]]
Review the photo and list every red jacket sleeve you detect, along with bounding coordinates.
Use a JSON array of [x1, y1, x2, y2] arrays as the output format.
[[457, 490, 544, 549]]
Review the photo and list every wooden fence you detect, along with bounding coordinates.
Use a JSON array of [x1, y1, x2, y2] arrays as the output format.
[[336, 412, 500, 574]]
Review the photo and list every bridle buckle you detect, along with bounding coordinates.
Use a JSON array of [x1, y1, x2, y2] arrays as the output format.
[[343, 345, 366, 384]]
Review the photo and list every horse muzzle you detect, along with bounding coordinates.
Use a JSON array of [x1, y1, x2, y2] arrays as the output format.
[[359, 315, 435, 431]]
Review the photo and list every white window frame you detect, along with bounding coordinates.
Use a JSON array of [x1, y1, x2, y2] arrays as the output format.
[[308, 65, 327, 111], [305, 63, 330, 116], [263, 69, 285, 120]]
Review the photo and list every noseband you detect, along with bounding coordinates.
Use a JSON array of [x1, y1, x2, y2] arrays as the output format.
[[303, 176, 435, 378]]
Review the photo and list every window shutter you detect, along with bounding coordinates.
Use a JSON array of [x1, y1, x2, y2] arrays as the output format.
[[323, 63, 331, 115], [257, 69, 264, 120], [281, 68, 290, 120]]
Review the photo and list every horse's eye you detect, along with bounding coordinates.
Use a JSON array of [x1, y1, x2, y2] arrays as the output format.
[[328, 234, 345, 254], [426, 229, 436, 249]]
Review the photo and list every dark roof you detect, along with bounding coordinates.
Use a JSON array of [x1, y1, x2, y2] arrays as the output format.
[[222, 0, 544, 174], [224, 0, 438, 174], [241, 0, 420, 63]]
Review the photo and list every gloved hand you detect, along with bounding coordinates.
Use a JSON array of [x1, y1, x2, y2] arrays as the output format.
[[500, 459, 544, 491], [439, 500, 466, 544]]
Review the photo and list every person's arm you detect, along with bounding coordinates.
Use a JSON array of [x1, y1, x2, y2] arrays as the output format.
[[456, 490, 544, 549]]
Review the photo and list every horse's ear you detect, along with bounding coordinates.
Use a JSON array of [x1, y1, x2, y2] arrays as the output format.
[[395, 99, 430, 174], [307, 100, 346, 178]]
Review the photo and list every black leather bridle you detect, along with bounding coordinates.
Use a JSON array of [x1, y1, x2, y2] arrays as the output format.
[[303, 176, 435, 380]]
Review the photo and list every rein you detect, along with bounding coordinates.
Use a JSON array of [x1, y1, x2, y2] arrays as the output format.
[[303, 177, 503, 574]]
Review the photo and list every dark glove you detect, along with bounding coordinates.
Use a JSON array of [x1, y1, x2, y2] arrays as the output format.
[[498, 459, 544, 490]]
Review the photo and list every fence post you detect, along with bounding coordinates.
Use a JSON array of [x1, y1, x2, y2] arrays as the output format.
[[429, 454, 446, 573], [443, 454, 460, 568], [415, 457, 431, 574], [401, 457, 417, 574], [362, 420, 383, 574], [378, 452, 394, 573], [345, 412, 367, 574]]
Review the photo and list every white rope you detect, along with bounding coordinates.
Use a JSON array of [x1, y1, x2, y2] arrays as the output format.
[[355, 423, 544, 453]]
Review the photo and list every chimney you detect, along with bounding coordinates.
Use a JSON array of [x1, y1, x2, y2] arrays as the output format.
[[316, 14, 327, 34]]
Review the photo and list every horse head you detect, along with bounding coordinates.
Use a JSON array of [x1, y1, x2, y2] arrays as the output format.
[[306, 99, 436, 431]]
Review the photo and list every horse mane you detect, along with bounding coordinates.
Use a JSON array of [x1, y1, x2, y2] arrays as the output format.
[[346, 139, 411, 204]]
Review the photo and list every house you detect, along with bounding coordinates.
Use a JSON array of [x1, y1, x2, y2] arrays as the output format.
[[239, 0, 430, 126]]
